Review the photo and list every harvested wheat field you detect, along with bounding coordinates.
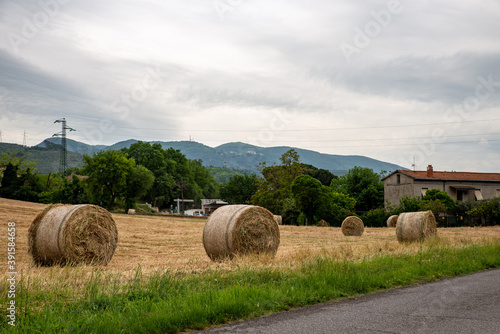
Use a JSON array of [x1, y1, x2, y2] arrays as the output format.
[[1, 198, 499, 283]]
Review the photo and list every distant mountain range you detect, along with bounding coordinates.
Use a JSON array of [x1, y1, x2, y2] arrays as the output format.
[[1, 138, 403, 176]]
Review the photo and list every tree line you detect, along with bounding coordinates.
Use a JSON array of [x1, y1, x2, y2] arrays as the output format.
[[1, 145, 498, 225]]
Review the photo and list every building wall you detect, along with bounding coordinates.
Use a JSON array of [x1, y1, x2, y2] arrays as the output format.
[[384, 172, 415, 206], [444, 186, 476, 202], [415, 181, 499, 201], [384, 172, 500, 206]]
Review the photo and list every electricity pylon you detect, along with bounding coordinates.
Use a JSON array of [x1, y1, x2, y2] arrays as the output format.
[[53, 118, 75, 175]]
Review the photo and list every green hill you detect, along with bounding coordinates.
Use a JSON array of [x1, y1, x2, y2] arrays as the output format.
[[102, 140, 401, 175], [0, 142, 83, 174], [2, 138, 403, 176], [38, 138, 106, 156]]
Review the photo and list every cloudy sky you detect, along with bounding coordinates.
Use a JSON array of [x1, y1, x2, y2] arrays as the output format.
[[1, 0, 499, 172]]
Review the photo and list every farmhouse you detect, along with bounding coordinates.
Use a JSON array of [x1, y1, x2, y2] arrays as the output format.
[[201, 199, 228, 215], [382, 165, 500, 206]]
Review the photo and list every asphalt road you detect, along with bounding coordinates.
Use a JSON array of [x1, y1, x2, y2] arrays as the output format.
[[196, 268, 500, 334]]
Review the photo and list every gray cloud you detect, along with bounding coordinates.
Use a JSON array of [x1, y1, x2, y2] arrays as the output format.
[[330, 52, 500, 104], [0, 0, 499, 172]]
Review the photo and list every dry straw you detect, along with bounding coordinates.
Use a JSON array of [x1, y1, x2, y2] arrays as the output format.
[[28, 204, 118, 266], [273, 215, 283, 225], [396, 211, 437, 243], [341, 216, 364, 236], [387, 215, 399, 228], [203, 205, 280, 261], [317, 219, 330, 227]]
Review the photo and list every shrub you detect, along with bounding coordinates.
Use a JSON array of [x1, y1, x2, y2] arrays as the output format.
[[393, 196, 422, 214], [422, 189, 455, 212], [361, 207, 391, 227], [466, 197, 500, 226], [420, 199, 447, 218]]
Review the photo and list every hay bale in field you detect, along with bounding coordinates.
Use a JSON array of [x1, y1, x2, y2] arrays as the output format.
[[317, 219, 330, 227], [396, 211, 437, 243], [273, 215, 282, 225], [387, 215, 398, 227], [28, 204, 118, 266], [203, 205, 280, 260], [127, 209, 136, 215], [341, 216, 364, 236]]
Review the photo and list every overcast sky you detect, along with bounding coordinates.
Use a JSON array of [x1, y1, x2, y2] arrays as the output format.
[[1, 0, 499, 172]]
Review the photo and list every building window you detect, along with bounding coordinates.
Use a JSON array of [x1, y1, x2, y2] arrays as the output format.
[[474, 189, 484, 201], [457, 190, 465, 201], [397, 174, 400, 184]]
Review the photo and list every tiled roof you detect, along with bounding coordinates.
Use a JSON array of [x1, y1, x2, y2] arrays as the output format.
[[398, 170, 500, 181]]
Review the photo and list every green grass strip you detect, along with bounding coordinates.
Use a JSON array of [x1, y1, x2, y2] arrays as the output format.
[[3, 242, 500, 333]]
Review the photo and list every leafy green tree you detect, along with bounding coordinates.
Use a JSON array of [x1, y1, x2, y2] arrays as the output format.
[[0, 152, 36, 171], [83, 150, 135, 209], [302, 164, 337, 186], [361, 207, 391, 227], [220, 174, 258, 204], [164, 147, 191, 181], [37, 174, 65, 204], [124, 165, 155, 211], [315, 189, 356, 226], [291, 174, 356, 226], [330, 166, 384, 212], [0, 162, 20, 199], [251, 149, 304, 215], [281, 197, 301, 225], [466, 197, 500, 226], [122, 142, 166, 173], [452, 200, 480, 221], [420, 199, 447, 219], [188, 159, 219, 200], [14, 168, 41, 202], [123, 142, 218, 208], [392, 195, 422, 214], [58, 177, 90, 204], [422, 189, 455, 212], [0, 163, 42, 202], [291, 175, 323, 225], [151, 173, 176, 208], [207, 167, 247, 183], [123, 142, 175, 207]]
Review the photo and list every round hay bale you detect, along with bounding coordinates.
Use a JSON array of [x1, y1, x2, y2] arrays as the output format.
[[273, 215, 282, 225], [387, 215, 398, 227], [203, 205, 280, 260], [341, 216, 364, 236], [396, 211, 437, 243], [127, 209, 136, 215], [28, 204, 118, 266], [317, 219, 330, 227]]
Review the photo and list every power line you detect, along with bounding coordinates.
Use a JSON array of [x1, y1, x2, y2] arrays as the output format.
[[287, 138, 500, 149], [104, 117, 500, 133], [53, 118, 76, 175], [161, 132, 500, 144]]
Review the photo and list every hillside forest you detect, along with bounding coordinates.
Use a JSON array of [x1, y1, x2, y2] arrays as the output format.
[[0, 141, 498, 226]]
